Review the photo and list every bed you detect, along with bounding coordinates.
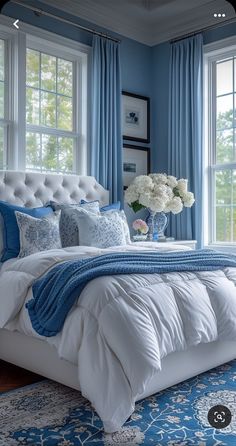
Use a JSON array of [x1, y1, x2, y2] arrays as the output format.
[[0, 170, 236, 433]]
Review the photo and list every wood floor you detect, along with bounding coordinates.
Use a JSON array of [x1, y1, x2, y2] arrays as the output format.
[[0, 360, 43, 392]]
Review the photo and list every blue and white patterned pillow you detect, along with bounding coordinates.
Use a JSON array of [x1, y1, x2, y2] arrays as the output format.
[[72, 208, 127, 248], [120, 210, 131, 244], [101, 210, 131, 244], [15, 210, 62, 258], [49, 201, 100, 247], [0, 201, 53, 262]]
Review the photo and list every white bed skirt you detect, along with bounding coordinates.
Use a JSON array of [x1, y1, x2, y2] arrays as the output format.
[[1, 328, 235, 401]]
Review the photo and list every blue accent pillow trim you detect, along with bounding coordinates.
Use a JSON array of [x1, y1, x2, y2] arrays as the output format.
[[0, 201, 53, 262], [80, 200, 120, 212], [80, 199, 99, 205], [100, 201, 120, 212]]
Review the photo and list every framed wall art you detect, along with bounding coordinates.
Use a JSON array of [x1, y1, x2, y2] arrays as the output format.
[[123, 144, 150, 189], [122, 91, 150, 143]]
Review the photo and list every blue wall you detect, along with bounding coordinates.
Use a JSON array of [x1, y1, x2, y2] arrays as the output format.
[[151, 21, 236, 173], [2, 0, 152, 227], [120, 38, 152, 228], [3, 0, 236, 176], [3, 1, 152, 126], [2, 2, 235, 228], [151, 42, 170, 173]]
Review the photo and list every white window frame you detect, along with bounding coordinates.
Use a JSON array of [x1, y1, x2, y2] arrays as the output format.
[[204, 36, 236, 252], [0, 25, 14, 169], [0, 14, 90, 174]]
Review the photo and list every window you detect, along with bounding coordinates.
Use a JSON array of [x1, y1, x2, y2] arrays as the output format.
[[205, 40, 236, 246], [26, 48, 75, 173], [0, 16, 89, 174], [0, 37, 9, 169], [0, 39, 5, 167]]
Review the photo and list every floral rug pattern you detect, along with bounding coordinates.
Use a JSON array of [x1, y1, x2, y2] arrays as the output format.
[[1, 360, 236, 445]]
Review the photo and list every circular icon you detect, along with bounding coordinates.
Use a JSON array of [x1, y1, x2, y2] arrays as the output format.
[[208, 405, 232, 429]]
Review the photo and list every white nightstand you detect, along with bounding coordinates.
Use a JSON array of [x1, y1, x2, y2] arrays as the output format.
[[158, 240, 197, 250]]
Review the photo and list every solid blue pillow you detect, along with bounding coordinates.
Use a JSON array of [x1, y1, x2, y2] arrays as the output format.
[[0, 201, 53, 262]]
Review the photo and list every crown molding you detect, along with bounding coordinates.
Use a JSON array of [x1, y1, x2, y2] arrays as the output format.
[[40, 0, 152, 45], [204, 34, 236, 54], [150, 8, 235, 45], [22, 0, 236, 46]]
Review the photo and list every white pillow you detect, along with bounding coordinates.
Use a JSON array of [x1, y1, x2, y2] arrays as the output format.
[[101, 209, 131, 244], [73, 208, 127, 248], [15, 210, 62, 258]]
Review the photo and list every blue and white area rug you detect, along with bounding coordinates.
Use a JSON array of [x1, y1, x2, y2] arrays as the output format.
[[1, 360, 236, 446]]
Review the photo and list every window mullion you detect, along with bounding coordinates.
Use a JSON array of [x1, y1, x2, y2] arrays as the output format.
[[209, 60, 216, 243], [39, 51, 42, 128], [230, 170, 233, 242], [26, 124, 78, 138], [40, 132, 42, 173], [233, 56, 236, 161], [55, 57, 58, 131], [3, 35, 14, 169], [212, 168, 216, 244], [56, 56, 59, 169], [73, 60, 78, 173], [212, 163, 236, 170], [0, 123, 8, 170], [211, 61, 217, 167]]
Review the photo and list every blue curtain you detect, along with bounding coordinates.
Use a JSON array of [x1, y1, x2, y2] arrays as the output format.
[[168, 34, 203, 247], [91, 35, 123, 204]]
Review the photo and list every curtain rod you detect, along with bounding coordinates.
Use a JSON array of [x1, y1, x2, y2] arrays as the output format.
[[170, 16, 236, 43], [10, 0, 121, 43]]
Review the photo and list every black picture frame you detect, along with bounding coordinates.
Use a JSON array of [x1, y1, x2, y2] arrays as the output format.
[[122, 91, 150, 143], [123, 144, 150, 189]]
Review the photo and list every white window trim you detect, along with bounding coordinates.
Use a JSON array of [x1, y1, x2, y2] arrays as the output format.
[[204, 35, 236, 252], [0, 14, 90, 174], [0, 26, 15, 169]]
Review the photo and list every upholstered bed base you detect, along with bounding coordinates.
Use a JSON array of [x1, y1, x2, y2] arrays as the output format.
[[1, 328, 236, 401], [0, 170, 235, 409]]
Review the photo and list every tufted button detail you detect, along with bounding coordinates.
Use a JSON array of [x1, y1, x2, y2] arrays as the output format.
[[0, 171, 109, 207]]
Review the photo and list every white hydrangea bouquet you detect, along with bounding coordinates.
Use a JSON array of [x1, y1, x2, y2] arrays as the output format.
[[124, 173, 195, 214]]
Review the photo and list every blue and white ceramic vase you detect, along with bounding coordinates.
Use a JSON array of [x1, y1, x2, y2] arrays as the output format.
[[146, 210, 169, 241]]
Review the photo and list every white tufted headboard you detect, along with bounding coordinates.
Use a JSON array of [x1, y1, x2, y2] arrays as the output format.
[[0, 171, 109, 207]]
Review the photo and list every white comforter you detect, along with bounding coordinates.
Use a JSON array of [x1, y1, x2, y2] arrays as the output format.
[[1, 242, 236, 432]]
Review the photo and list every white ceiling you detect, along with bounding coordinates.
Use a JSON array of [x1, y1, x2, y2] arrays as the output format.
[[42, 0, 236, 46]]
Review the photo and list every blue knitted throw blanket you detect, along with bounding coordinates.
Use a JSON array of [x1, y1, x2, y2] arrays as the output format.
[[26, 249, 236, 337]]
